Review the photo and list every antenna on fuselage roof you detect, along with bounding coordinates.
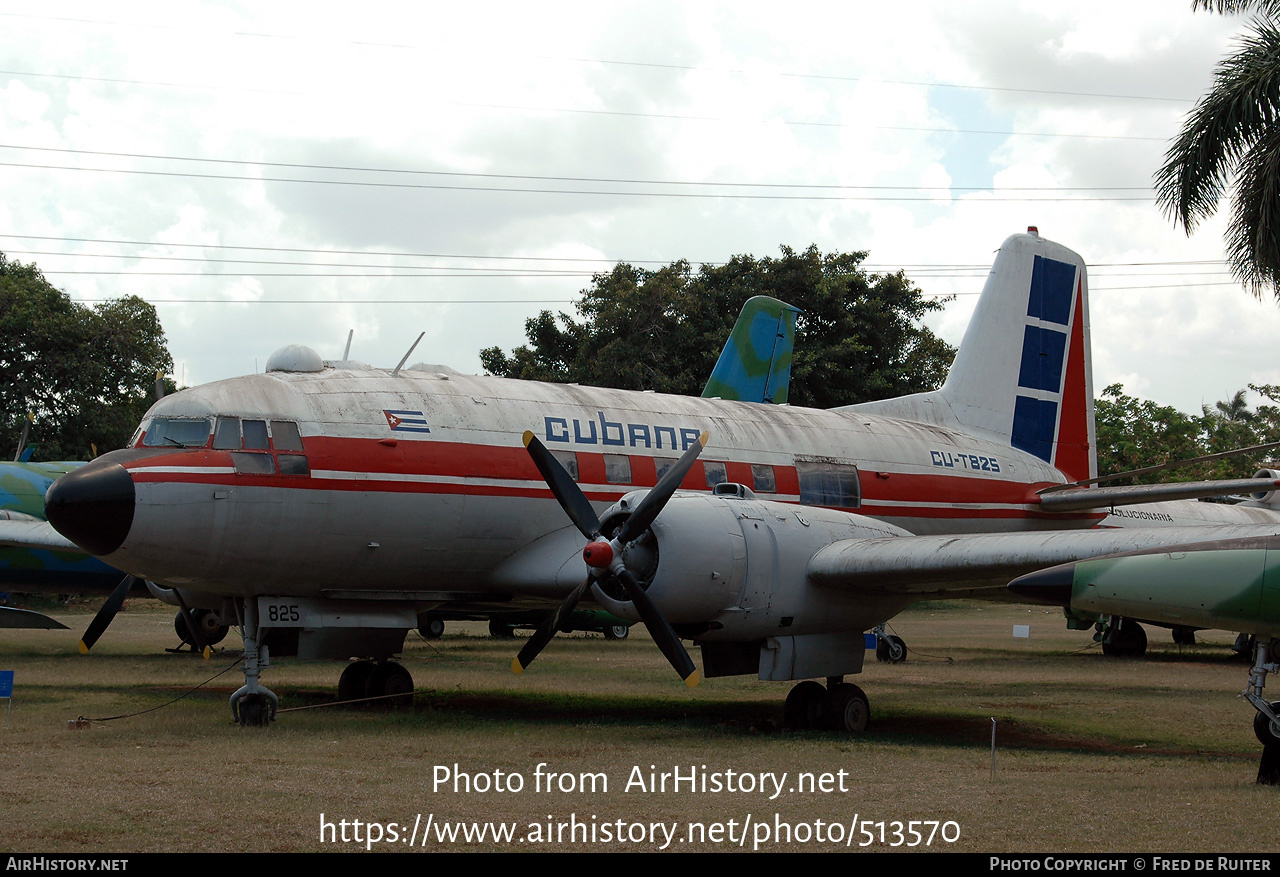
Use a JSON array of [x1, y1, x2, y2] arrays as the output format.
[[391, 332, 425, 377], [342, 329, 353, 361]]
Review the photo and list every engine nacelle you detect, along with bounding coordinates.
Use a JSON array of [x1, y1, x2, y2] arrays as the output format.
[[1252, 469, 1280, 505], [588, 490, 911, 638]]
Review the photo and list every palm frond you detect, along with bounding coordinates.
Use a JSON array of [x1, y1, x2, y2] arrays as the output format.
[[1193, 0, 1280, 17], [1226, 121, 1280, 297], [1154, 19, 1280, 231]]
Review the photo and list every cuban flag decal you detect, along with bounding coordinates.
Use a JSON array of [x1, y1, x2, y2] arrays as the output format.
[[383, 409, 431, 433]]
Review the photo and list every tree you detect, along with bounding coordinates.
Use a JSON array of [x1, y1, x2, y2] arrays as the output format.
[[1093, 383, 1280, 482], [0, 253, 173, 460], [1155, 1, 1280, 298], [481, 245, 955, 409], [1094, 384, 1210, 483], [1201, 388, 1262, 477]]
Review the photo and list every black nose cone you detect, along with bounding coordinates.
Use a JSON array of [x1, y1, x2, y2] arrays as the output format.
[[1007, 564, 1076, 606], [45, 462, 135, 556]]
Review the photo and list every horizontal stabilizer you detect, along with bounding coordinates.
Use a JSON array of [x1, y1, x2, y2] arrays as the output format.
[[1036, 478, 1280, 512]]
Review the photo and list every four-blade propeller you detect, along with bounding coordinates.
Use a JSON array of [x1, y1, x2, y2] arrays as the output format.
[[512, 429, 708, 687]]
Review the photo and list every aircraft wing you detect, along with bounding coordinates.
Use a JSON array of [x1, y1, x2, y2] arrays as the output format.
[[0, 518, 84, 552], [0, 606, 69, 629], [1036, 477, 1280, 512], [805, 523, 1280, 596]]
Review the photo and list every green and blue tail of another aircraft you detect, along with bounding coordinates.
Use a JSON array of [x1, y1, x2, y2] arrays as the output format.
[[701, 295, 800, 404]]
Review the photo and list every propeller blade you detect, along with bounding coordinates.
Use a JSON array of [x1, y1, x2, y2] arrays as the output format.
[[516, 427, 708, 688], [13, 413, 31, 463], [617, 431, 708, 545], [616, 568, 700, 687], [523, 430, 601, 540], [511, 575, 593, 675], [79, 575, 134, 654]]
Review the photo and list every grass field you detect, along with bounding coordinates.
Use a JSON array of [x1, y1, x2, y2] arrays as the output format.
[[0, 600, 1273, 853]]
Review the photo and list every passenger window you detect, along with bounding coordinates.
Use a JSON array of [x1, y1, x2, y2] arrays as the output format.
[[213, 417, 241, 450], [271, 421, 304, 451], [796, 461, 861, 508], [654, 457, 677, 482], [604, 454, 632, 485], [751, 464, 777, 494], [232, 453, 275, 475], [703, 461, 727, 488], [551, 450, 579, 481], [278, 454, 310, 476], [242, 420, 270, 450]]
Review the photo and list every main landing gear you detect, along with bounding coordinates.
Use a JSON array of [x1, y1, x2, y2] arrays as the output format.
[[173, 608, 229, 651], [784, 677, 870, 732], [1243, 638, 1280, 785], [1099, 616, 1147, 658], [338, 659, 414, 708]]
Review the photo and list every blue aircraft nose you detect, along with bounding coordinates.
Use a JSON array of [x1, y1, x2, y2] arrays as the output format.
[[1007, 564, 1076, 607], [45, 461, 135, 556]]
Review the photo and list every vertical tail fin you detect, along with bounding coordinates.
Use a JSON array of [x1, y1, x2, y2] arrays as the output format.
[[848, 229, 1096, 482], [702, 295, 801, 404]]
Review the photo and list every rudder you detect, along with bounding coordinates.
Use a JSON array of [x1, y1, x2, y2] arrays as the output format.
[[847, 229, 1096, 482]]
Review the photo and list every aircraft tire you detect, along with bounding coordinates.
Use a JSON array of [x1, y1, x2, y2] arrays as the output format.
[[1255, 702, 1280, 746], [876, 634, 907, 664], [489, 619, 516, 638], [366, 662, 414, 708], [338, 660, 376, 705], [783, 680, 825, 730], [1172, 627, 1196, 646], [604, 624, 629, 641], [821, 683, 870, 733], [237, 694, 272, 727], [1234, 634, 1257, 662], [175, 609, 229, 647], [420, 616, 445, 640], [1101, 620, 1147, 658]]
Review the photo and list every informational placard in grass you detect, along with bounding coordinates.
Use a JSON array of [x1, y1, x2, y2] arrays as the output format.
[[0, 669, 12, 726]]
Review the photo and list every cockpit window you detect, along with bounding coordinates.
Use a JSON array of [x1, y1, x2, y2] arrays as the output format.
[[212, 417, 241, 450], [242, 420, 270, 450], [270, 420, 304, 451], [142, 417, 211, 448]]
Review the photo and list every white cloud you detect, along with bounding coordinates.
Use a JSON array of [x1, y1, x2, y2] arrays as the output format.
[[0, 0, 1269, 412]]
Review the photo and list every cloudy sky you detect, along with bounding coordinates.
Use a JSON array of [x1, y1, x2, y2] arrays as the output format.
[[0, 1, 1271, 414]]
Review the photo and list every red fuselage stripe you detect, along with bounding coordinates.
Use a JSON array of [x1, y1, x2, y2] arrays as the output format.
[[124, 435, 1075, 519]]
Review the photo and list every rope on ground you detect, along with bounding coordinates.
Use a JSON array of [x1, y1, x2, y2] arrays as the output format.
[[74, 655, 245, 724]]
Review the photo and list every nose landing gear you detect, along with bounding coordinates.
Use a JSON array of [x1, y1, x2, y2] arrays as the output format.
[[230, 600, 277, 727]]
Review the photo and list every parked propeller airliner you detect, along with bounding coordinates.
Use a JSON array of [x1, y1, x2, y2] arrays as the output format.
[[0, 298, 794, 648], [24, 229, 1280, 730]]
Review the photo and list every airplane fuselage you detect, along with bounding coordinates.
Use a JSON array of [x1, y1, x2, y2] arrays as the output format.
[[77, 363, 1091, 606]]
